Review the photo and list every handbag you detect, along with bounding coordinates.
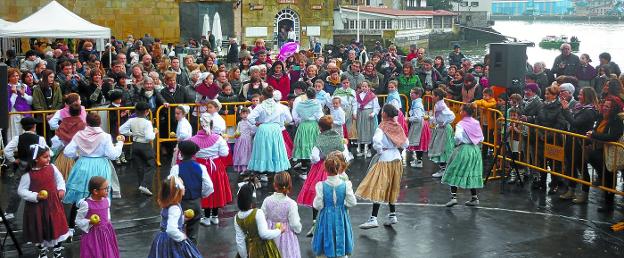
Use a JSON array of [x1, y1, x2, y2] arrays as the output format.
[[604, 133, 624, 172]]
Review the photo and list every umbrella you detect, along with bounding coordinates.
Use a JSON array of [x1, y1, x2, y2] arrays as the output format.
[[202, 14, 210, 37], [212, 12, 223, 53]]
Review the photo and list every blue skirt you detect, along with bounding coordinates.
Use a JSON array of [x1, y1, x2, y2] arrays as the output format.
[[312, 205, 353, 257], [148, 232, 203, 258], [63, 157, 112, 204], [248, 123, 291, 173]]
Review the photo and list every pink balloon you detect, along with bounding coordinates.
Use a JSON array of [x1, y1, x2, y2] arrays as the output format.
[[278, 42, 299, 62]]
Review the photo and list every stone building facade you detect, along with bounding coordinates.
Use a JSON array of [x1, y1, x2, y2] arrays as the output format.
[[1, 0, 181, 43], [242, 0, 335, 50]]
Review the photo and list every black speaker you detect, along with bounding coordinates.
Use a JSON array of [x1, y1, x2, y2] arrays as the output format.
[[489, 43, 527, 92], [0, 64, 7, 143]]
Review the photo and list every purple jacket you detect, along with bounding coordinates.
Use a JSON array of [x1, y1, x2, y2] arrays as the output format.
[[8, 83, 33, 113], [576, 64, 596, 81]]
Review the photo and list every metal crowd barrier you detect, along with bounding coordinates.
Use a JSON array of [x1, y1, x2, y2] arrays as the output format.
[[494, 117, 624, 196], [8, 107, 153, 146]]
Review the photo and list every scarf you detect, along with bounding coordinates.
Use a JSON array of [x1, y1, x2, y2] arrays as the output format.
[[461, 86, 477, 103], [379, 120, 407, 147], [316, 130, 345, 157], [190, 130, 221, 149], [261, 98, 277, 115], [386, 90, 401, 107], [56, 116, 86, 144], [459, 117, 484, 145], [59, 105, 87, 121], [144, 90, 154, 98], [333, 87, 355, 98], [356, 90, 376, 109], [596, 119, 608, 134], [327, 76, 341, 86], [295, 99, 321, 119], [73, 126, 109, 155], [196, 82, 221, 99], [424, 70, 433, 86]]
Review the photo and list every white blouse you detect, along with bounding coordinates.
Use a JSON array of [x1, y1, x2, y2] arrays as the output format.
[[454, 123, 483, 145], [292, 100, 324, 124], [278, 103, 293, 130], [63, 132, 123, 160], [209, 112, 226, 135], [330, 107, 346, 126], [18, 164, 65, 203], [248, 100, 291, 125], [234, 209, 281, 258], [169, 163, 214, 198], [165, 205, 187, 242], [313, 175, 357, 210], [260, 193, 302, 234], [333, 89, 358, 116], [357, 92, 381, 116], [372, 128, 409, 162], [176, 118, 193, 141], [408, 99, 425, 121], [195, 137, 229, 159]]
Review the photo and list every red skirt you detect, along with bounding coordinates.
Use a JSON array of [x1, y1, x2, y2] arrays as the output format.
[[282, 130, 293, 159], [397, 111, 408, 135], [296, 160, 327, 207], [197, 157, 232, 208]]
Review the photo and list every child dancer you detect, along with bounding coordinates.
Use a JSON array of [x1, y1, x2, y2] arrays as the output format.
[[248, 86, 292, 176], [3, 117, 49, 222], [52, 103, 86, 179], [357, 105, 408, 229], [297, 115, 345, 237], [330, 97, 346, 136], [64, 112, 123, 236], [169, 141, 215, 244], [75, 176, 120, 258], [385, 80, 408, 134], [18, 145, 70, 258], [273, 91, 294, 160], [119, 102, 157, 196], [262, 172, 302, 258], [189, 113, 231, 226], [332, 76, 357, 141], [441, 104, 484, 207], [292, 88, 324, 176], [312, 151, 356, 258], [233, 107, 257, 173], [235, 183, 283, 258], [206, 100, 226, 135], [171, 105, 193, 165], [148, 176, 203, 258], [407, 87, 431, 168], [355, 81, 380, 158], [429, 88, 456, 178]]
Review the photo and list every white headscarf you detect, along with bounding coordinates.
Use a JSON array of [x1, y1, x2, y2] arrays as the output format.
[[200, 112, 212, 133], [273, 90, 282, 102]]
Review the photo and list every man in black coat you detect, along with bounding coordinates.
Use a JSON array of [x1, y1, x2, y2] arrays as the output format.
[[552, 43, 580, 77], [226, 38, 239, 69], [158, 71, 195, 154]]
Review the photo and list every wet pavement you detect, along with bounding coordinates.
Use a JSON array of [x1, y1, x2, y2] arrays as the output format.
[[2, 150, 624, 258]]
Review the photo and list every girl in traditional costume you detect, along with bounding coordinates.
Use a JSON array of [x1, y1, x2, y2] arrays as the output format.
[[355, 81, 380, 158], [292, 88, 324, 178], [407, 87, 431, 168], [428, 88, 456, 178]]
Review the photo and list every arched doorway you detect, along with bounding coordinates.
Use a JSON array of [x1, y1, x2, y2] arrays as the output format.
[[274, 9, 300, 47]]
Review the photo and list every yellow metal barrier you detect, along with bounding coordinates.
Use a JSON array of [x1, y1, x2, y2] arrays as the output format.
[[493, 117, 624, 196], [9, 107, 153, 146]]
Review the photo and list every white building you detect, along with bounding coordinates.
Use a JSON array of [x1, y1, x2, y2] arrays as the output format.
[[334, 6, 456, 48]]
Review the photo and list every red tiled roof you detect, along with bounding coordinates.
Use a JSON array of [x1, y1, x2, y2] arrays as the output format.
[[342, 6, 458, 16]]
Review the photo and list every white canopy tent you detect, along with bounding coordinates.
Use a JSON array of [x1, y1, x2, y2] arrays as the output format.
[[0, 18, 19, 58], [0, 1, 110, 39]]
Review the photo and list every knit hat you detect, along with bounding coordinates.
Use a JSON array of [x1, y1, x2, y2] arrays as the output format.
[[525, 83, 539, 93], [559, 83, 575, 94]]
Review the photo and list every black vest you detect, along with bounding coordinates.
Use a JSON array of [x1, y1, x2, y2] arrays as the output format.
[[17, 133, 40, 161]]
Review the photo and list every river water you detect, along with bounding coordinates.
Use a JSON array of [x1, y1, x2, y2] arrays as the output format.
[[430, 20, 624, 67]]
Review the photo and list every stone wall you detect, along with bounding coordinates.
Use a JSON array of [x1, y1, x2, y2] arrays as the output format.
[[1, 0, 180, 43], [242, 1, 335, 48]]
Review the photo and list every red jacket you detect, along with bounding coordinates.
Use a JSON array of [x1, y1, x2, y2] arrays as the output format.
[[266, 74, 290, 100]]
